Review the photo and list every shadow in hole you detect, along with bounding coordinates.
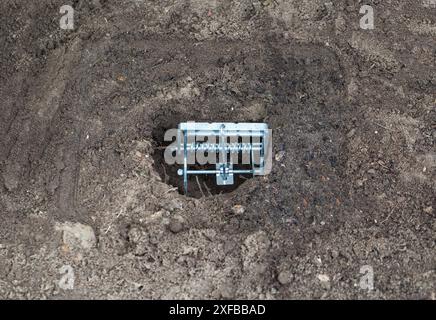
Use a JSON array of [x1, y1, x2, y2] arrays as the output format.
[[151, 114, 255, 198]]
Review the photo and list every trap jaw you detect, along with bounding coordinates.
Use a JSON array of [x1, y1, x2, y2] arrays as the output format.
[[176, 122, 269, 195]]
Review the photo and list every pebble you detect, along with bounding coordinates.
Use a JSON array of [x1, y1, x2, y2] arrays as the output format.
[[219, 282, 235, 299], [423, 206, 433, 214], [231, 205, 246, 215], [277, 270, 293, 285], [168, 216, 184, 233], [356, 179, 364, 187], [2, 165, 20, 191], [317, 274, 331, 290], [346, 128, 356, 138], [164, 198, 183, 212], [317, 274, 330, 283], [55, 222, 96, 250], [275, 151, 286, 162], [91, 0, 101, 8], [331, 249, 339, 259]]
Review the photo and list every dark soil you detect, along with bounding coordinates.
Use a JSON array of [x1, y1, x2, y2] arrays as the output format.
[[0, 0, 434, 299]]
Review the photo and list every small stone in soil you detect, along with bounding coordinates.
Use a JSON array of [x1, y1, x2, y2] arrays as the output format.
[[231, 205, 246, 215], [275, 151, 286, 162], [168, 216, 184, 233], [423, 206, 433, 214], [277, 270, 293, 285], [317, 274, 331, 290], [55, 222, 96, 250]]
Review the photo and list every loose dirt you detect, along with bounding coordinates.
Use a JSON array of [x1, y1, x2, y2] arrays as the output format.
[[0, 0, 434, 299]]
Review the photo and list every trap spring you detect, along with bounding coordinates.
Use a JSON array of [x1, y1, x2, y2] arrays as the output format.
[[173, 122, 270, 195]]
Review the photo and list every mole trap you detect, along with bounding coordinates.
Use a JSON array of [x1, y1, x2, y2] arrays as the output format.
[[171, 122, 270, 195]]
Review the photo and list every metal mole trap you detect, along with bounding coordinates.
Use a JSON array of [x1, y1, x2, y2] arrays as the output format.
[[174, 122, 270, 195]]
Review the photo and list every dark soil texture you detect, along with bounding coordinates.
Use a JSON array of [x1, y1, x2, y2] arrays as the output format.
[[0, 0, 434, 299]]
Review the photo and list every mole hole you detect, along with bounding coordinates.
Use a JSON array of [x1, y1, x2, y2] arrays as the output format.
[[151, 115, 256, 198]]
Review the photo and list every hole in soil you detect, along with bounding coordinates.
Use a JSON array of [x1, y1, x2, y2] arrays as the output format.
[[151, 113, 256, 198]]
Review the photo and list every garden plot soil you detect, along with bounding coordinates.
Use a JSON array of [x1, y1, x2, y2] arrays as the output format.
[[0, 0, 434, 299]]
